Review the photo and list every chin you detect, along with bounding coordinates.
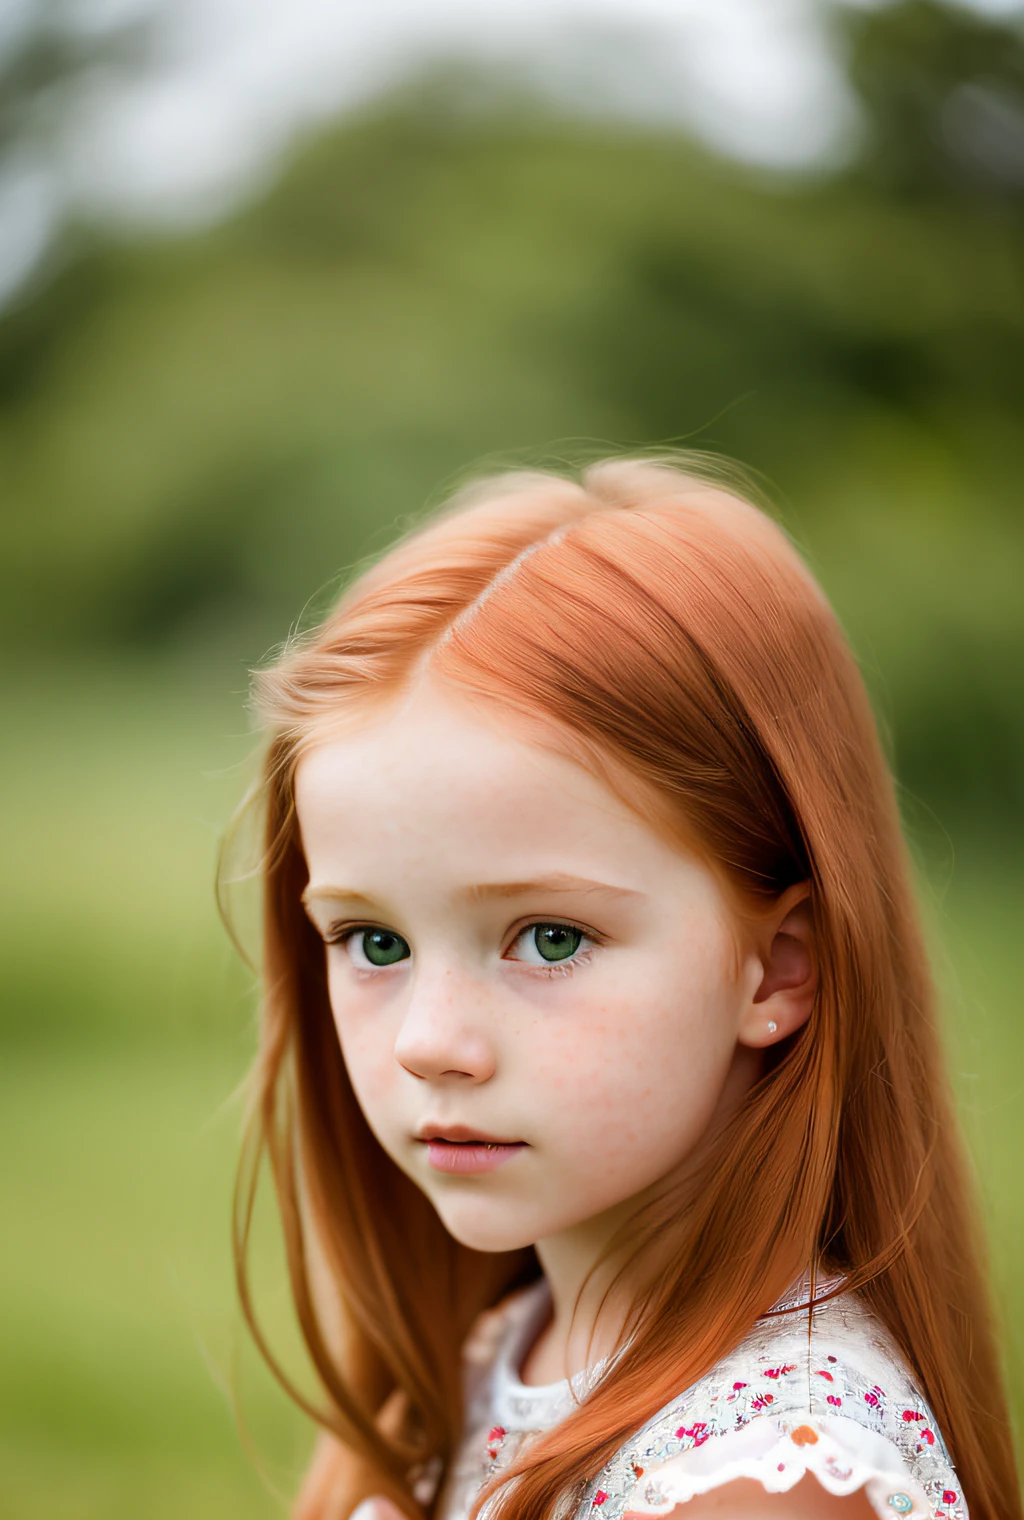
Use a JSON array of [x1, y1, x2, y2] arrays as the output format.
[[432, 1201, 540, 1255]]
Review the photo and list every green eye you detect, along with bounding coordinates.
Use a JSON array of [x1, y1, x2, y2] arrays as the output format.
[[356, 929, 410, 967], [533, 924, 584, 963]]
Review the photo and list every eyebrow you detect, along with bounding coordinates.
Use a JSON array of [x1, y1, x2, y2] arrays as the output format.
[[300, 873, 647, 910]]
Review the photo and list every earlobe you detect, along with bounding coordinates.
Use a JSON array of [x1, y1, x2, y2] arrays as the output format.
[[738, 886, 818, 1049]]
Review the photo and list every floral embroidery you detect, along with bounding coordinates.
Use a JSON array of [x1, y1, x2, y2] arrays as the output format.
[[572, 1284, 965, 1519], [673, 1422, 710, 1447], [438, 1277, 967, 1520]]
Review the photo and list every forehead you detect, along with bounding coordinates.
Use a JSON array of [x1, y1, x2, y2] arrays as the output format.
[[292, 676, 694, 886], [297, 680, 629, 829]]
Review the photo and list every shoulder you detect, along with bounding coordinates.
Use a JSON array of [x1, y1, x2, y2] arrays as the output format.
[[578, 1285, 966, 1520]]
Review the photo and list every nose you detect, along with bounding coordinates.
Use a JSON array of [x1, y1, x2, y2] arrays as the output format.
[[393, 963, 496, 1083]]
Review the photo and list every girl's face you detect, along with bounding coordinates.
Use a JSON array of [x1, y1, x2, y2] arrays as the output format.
[[294, 675, 770, 1257]]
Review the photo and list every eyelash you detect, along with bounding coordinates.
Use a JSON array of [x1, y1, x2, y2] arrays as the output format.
[[323, 920, 601, 980]]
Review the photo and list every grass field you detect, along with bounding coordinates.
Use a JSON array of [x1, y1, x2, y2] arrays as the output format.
[[2, 657, 1020, 1519]]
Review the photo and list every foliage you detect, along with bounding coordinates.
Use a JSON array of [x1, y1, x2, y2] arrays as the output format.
[[2, 3, 1023, 834]]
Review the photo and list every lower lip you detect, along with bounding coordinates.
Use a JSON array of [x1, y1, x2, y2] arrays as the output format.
[[423, 1140, 527, 1174]]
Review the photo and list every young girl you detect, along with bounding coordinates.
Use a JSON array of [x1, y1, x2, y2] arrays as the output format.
[[223, 457, 1020, 1520]]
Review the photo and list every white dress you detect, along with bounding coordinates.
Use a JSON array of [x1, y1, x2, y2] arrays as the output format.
[[432, 1275, 966, 1520]]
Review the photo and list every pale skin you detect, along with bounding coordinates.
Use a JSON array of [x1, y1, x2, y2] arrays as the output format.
[[293, 673, 874, 1520]]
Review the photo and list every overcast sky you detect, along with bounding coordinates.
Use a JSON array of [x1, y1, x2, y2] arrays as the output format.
[[1, 0, 1022, 304]]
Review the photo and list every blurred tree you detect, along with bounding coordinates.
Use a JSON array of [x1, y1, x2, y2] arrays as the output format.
[[0, 0, 158, 227], [839, 0, 1024, 200], [0, 1, 159, 401], [0, 0, 1021, 833]]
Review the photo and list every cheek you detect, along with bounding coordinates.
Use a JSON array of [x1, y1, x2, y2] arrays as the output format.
[[523, 951, 742, 1177], [326, 975, 399, 1118]]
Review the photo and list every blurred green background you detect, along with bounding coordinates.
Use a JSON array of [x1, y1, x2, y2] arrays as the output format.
[[1, 1, 1023, 1515]]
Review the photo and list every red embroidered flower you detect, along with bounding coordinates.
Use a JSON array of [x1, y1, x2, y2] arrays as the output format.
[[488, 1426, 506, 1443], [592, 1492, 608, 1507], [764, 1364, 797, 1379], [864, 1392, 879, 1407], [815, 1370, 834, 1382], [674, 1421, 710, 1447], [902, 1410, 924, 1423], [943, 1491, 957, 1505], [826, 1395, 842, 1407], [733, 1381, 748, 1391]]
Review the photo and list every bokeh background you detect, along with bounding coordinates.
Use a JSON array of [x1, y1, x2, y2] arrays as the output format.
[[2, 1, 1023, 1516]]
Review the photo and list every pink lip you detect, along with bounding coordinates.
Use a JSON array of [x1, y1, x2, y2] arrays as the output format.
[[415, 1121, 528, 1175], [422, 1139, 527, 1174]]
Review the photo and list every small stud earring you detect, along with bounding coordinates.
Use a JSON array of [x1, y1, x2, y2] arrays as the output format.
[[767, 1020, 778, 1035]]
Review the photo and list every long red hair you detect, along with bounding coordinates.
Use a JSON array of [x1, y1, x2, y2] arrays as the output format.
[[221, 456, 1020, 1520]]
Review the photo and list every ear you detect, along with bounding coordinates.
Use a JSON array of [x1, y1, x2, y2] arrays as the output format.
[[737, 882, 818, 1050]]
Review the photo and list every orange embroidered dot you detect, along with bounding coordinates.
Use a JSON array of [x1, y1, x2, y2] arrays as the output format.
[[791, 1425, 819, 1447]]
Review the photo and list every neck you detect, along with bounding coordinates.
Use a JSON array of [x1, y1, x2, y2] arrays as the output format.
[[518, 1200, 639, 1387]]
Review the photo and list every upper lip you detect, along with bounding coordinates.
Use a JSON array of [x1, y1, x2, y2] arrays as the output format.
[[415, 1122, 525, 1144]]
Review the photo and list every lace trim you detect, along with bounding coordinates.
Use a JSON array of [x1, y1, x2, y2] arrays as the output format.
[[594, 1415, 934, 1518]]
